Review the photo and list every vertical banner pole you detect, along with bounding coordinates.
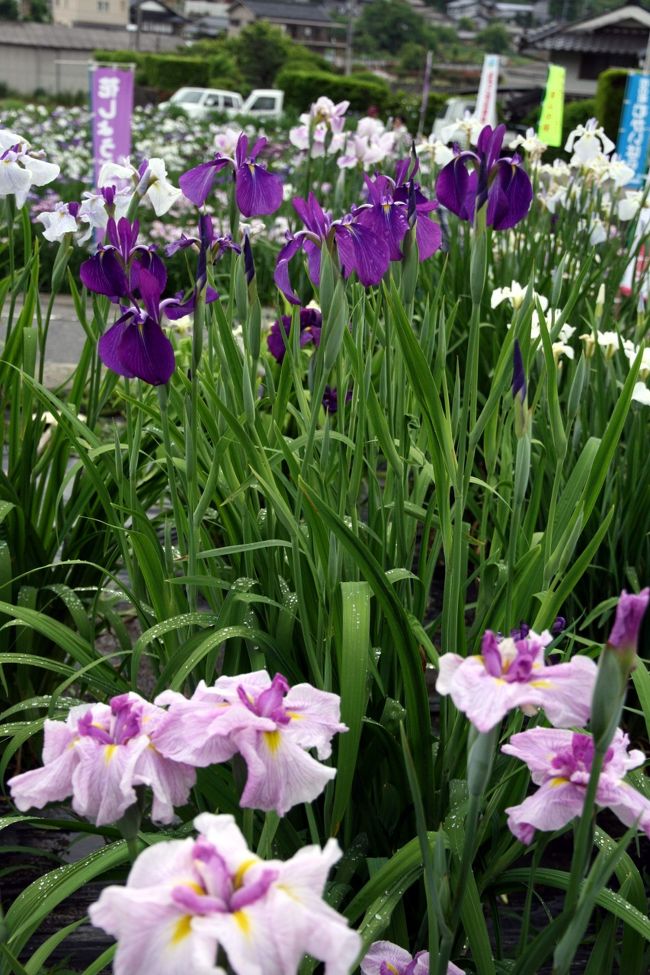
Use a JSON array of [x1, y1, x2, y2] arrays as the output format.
[[538, 64, 566, 147], [417, 49, 434, 141], [475, 54, 499, 129], [616, 72, 650, 189], [90, 64, 135, 189]]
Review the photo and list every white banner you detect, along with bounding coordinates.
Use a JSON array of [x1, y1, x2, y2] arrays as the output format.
[[475, 54, 499, 129]]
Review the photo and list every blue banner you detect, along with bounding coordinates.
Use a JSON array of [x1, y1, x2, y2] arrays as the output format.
[[617, 73, 650, 188]]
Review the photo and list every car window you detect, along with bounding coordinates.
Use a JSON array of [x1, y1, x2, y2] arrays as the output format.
[[175, 91, 203, 104], [222, 96, 236, 108], [249, 96, 276, 111], [204, 95, 220, 107]]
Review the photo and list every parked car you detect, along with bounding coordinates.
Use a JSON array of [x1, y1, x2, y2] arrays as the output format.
[[159, 87, 284, 119]]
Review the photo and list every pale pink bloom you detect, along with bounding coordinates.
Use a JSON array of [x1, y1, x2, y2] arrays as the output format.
[[155, 672, 346, 816], [89, 812, 361, 975], [361, 939, 465, 974], [502, 728, 650, 844], [8, 693, 195, 826], [436, 629, 597, 732], [338, 130, 395, 170]]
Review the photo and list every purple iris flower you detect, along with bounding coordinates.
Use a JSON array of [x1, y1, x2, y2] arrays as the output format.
[[357, 161, 442, 263], [267, 307, 322, 363], [322, 386, 352, 414], [80, 217, 166, 304], [98, 266, 194, 386], [274, 192, 390, 305], [179, 133, 283, 217], [436, 124, 533, 230]]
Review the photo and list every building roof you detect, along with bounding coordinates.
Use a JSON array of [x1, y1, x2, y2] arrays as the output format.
[[524, 2, 650, 53], [0, 21, 182, 50], [229, 0, 333, 23], [131, 0, 189, 21]]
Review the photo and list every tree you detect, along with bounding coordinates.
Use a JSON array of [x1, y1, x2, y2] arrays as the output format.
[[0, 0, 19, 19], [230, 21, 291, 90], [354, 0, 433, 57], [476, 21, 511, 53]]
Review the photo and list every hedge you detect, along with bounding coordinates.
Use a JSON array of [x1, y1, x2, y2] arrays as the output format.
[[276, 67, 391, 114], [595, 68, 628, 141], [141, 55, 210, 92]]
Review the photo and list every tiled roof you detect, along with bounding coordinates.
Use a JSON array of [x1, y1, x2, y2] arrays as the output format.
[[535, 29, 647, 52], [0, 22, 181, 50], [230, 0, 332, 23]]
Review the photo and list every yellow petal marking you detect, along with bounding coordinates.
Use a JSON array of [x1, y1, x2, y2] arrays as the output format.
[[233, 858, 257, 890], [263, 730, 282, 754], [550, 777, 568, 787], [530, 680, 552, 689], [233, 910, 250, 935], [171, 915, 192, 945], [104, 744, 117, 764]]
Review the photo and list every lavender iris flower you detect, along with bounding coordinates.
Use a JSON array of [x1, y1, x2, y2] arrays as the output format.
[[356, 162, 442, 262], [274, 192, 389, 305], [267, 307, 322, 363], [436, 124, 533, 230], [179, 133, 283, 217]]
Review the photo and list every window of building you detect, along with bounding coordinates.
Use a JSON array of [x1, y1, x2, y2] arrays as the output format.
[[97, 1, 109, 10], [578, 51, 637, 80]]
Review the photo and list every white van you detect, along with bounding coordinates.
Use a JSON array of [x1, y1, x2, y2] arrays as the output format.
[[161, 87, 244, 117], [159, 87, 284, 119]]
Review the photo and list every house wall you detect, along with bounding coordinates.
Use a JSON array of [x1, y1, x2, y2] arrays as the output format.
[[0, 44, 91, 93], [227, 2, 255, 33], [53, 0, 128, 29], [556, 52, 592, 97]]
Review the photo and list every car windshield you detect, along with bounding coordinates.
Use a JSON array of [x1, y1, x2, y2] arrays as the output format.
[[172, 90, 203, 105]]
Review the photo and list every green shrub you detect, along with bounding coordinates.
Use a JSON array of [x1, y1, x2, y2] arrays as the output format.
[[595, 68, 628, 141], [142, 55, 209, 91], [275, 67, 391, 114], [93, 49, 147, 85], [562, 97, 598, 142]]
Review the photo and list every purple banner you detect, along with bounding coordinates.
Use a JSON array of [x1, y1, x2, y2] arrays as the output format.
[[91, 66, 134, 187]]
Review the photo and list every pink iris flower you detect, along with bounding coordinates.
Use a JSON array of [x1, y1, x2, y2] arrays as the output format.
[[7, 693, 195, 826], [436, 629, 598, 732], [361, 940, 465, 975], [154, 670, 347, 816], [89, 812, 361, 975], [502, 727, 650, 844]]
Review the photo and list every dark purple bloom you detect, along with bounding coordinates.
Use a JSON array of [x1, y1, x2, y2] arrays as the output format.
[[98, 267, 175, 386], [178, 133, 283, 218], [436, 124, 533, 230], [179, 155, 230, 208], [512, 340, 526, 403], [243, 233, 255, 283], [275, 193, 390, 305], [551, 616, 567, 636], [267, 307, 322, 362], [357, 159, 442, 262], [234, 133, 283, 217], [322, 386, 352, 414], [80, 217, 166, 304]]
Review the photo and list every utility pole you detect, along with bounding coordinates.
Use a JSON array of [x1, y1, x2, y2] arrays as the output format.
[[344, 0, 356, 75]]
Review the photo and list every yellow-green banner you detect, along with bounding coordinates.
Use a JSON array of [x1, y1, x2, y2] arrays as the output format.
[[538, 64, 566, 147]]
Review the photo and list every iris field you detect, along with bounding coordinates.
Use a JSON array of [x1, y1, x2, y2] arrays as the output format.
[[0, 97, 649, 975]]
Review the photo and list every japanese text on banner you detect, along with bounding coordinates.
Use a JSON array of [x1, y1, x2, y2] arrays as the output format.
[[91, 66, 134, 187], [538, 64, 565, 148], [616, 73, 650, 189]]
